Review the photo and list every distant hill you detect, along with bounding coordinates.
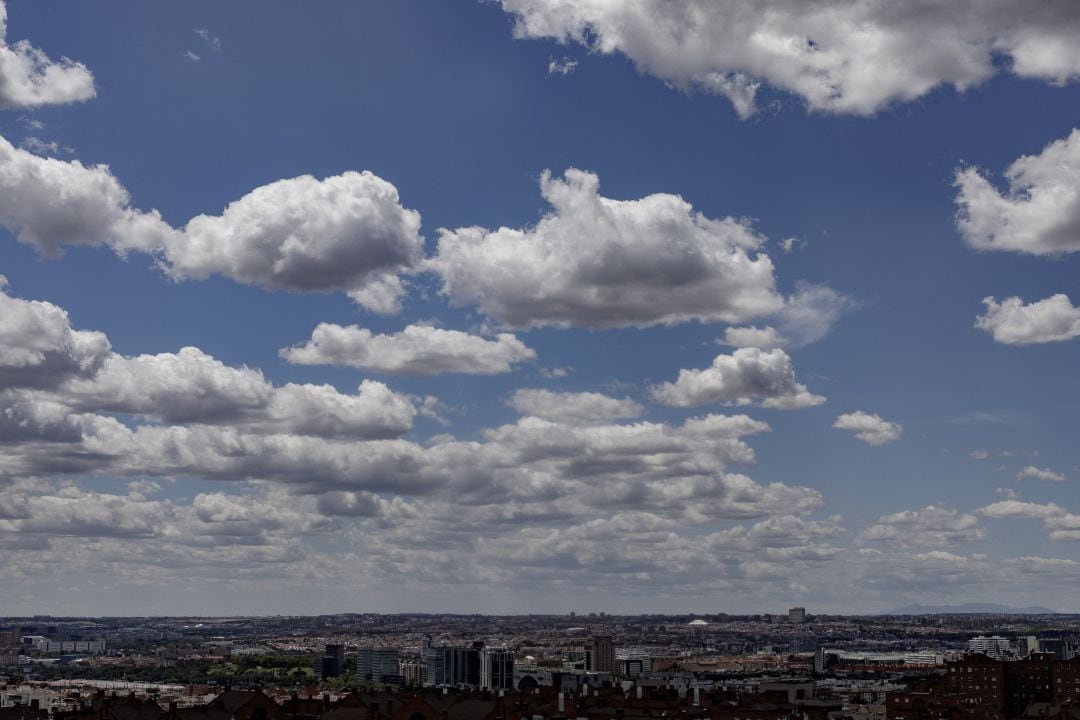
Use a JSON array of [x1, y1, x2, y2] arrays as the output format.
[[889, 603, 1057, 615]]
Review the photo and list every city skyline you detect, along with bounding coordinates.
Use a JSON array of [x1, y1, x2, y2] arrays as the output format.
[[1, 1, 1079, 615]]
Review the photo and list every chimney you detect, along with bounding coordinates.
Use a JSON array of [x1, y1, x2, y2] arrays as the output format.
[[558, 693, 565, 713], [636, 686, 642, 700], [693, 687, 699, 707], [30, 700, 39, 711]]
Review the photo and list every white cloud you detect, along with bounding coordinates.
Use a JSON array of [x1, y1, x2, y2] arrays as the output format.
[[969, 449, 990, 460], [194, 28, 221, 50], [547, 56, 577, 75], [720, 284, 854, 350], [651, 347, 824, 410], [833, 411, 903, 446], [776, 282, 856, 347], [1017, 465, 1068, 482], [0, 138, 424, 312], [183, 50, 200, 62], [19, 136, 67, 155], [428, 168, 783, 329], [62, 349, 416, 440], [0, 134, 176, 257], [170, 172, 424, 313], [0, 0, 95, 110], [498, 0, 1080, 117], [507, 389, 643, 424], [975, 295, 1080, 345], [956, 129, 1080, 255], [0, 287, 111, 390], [862, 506, 984, 547], [721, 326, 787, 350], [976, 500, 1080, 543], [977, 500, 1064, 519], [281, 323, 536, 375]]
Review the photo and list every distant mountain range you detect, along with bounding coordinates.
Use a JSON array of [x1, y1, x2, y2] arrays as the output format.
[[889, 603, 1057, 615]]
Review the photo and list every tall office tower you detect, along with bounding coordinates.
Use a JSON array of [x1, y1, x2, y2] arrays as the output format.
[[421, 634, 432, 656], [443, 645, 482, 686], [323, 644, 346, 678], [788, 607, 807, 624], [423, 645, 445, 686], [357, 646, 401, 683], [480, 647, 514, 690], [1039, 638, 1076, 660], [585, 636, 615, 673]]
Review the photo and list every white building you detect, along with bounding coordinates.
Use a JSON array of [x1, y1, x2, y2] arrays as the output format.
[[968, 636, 1010, 660]]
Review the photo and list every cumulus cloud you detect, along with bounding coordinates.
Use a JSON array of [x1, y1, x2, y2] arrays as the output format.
[[956, 129, 1080, 255], [0, 287, 110, 390], [169, 172, 423, 313], [507, 389, 643, 424], [0, 137, 424, 312], [975, 295, 1080, 345], [833, 411, 903, 446], [0, 0, 95, 110], [281, 323, 536, 375], [651, 347, 824, 410], [862, 506, 984, 547], [977, 500, 1065, 519], [63, 349, 415, 440], [0, 288, 417, 442], [0, 134, 176, 257], [428, 168, 783, 329], [721, 326, 787, 350], [721, 284, 854, 349], [498, 0, 1080, 117], [976, 500, 1080, 542], [1017, 465, 1067, 482]]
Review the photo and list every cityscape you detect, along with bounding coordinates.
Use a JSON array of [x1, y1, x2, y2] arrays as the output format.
[[3, 2, 1080, 720], [2, 611, 1080, 720]]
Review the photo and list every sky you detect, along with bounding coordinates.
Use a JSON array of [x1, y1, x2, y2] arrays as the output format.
[[0, 0, 1079, 616]]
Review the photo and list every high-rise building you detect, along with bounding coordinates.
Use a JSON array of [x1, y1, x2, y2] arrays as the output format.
[[1038, 638, 1076, 661], [788, 607, 807, 624], [357, 646, 400, 684], [423, 646, 444, 686], [969, 635, 1011, 660], [316, 644, 345, 679], [585, 636, 615, 673], [480, 647, 514, 690]]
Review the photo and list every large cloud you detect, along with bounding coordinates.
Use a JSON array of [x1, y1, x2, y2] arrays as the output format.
[[650, 347, 824, 409], [281, 323, 536, 375], [721, 284, 856, 350], [428, 168, 783, 329], [0, 135, 175, 257], [956, 129, 1080, 256], [833, 411, 903, 446], [0, 0, 95, 110], [507, 389, 643, 424], [0, 286, 110, 390], [0, 137, 423, 312], [169, 172, 423, 313], [498, 0, 1080, 118], [977, 500, 1080, 542], [862, 506, 984, 547], [62, 348, 416, 439], [975, 295, 1080, 345]]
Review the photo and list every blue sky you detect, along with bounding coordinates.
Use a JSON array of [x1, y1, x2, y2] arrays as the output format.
[[1, 0, 1079, 615]]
